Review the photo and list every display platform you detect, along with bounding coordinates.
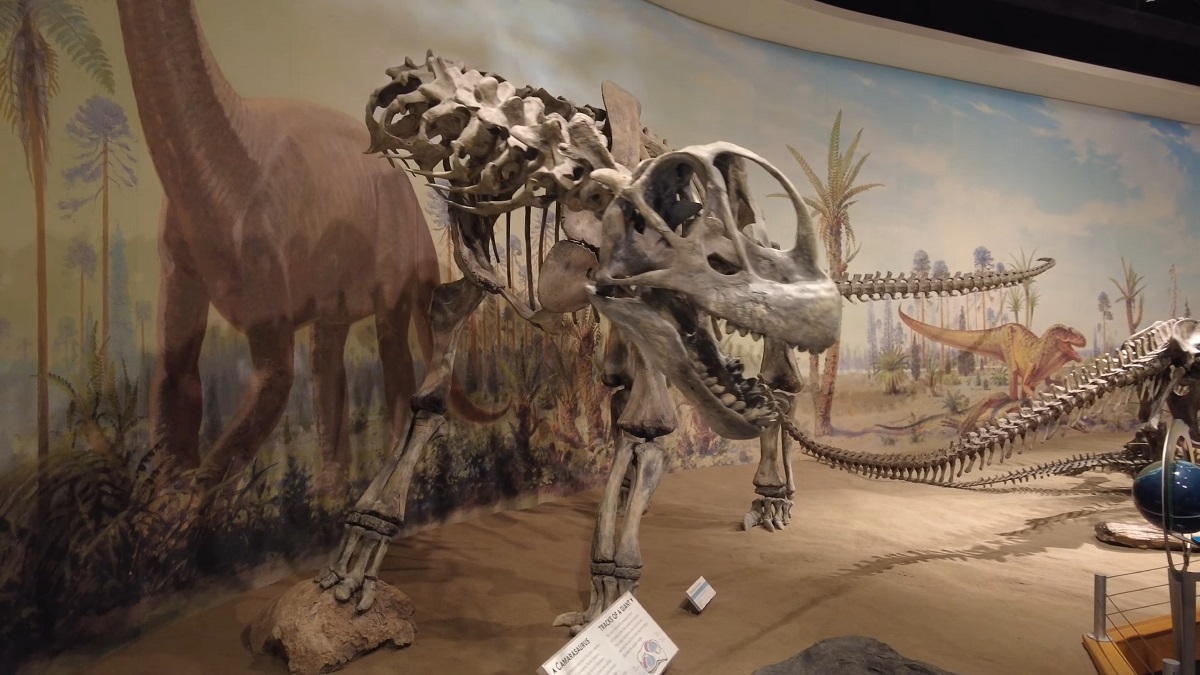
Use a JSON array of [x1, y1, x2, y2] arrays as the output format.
[[75, 432, 1156, 675], [1084, 609, 1200, 675]]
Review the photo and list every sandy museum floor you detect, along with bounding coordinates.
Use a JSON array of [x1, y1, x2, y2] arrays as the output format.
[[74, 432, 1166, 675]]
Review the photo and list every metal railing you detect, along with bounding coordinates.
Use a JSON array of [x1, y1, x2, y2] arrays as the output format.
[[1091, 563, 1199, 675]]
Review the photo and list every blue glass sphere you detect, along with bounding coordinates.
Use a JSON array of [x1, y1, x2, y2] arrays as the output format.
[[1132, 460, 1200, 534]]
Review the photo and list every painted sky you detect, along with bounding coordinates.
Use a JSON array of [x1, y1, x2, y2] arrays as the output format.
[[1, 0, 1197, 351]]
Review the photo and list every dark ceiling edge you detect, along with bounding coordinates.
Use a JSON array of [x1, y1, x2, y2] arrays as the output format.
[[815, 0, 1200, 88], [642, 0, 1200, 124]]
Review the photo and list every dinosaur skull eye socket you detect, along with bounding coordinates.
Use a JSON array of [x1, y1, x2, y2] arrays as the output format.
[[707, 253, 741, 276], [641, 158, 703, 233]]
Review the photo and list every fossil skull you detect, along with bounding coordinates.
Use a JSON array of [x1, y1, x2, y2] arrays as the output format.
[[588, 142, 841, 440]]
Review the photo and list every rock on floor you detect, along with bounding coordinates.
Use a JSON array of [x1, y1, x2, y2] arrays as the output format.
[[1095, 520, 1184, 550], [753, 636, 958, 675], [249, 580, 416, 675]]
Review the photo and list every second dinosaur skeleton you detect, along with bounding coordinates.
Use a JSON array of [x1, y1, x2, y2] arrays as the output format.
[[312, 52, 1056, 630]]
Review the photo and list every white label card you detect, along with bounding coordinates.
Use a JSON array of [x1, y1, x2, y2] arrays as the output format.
[[685, 577, 715, 612], [538, 592, 678, 675]]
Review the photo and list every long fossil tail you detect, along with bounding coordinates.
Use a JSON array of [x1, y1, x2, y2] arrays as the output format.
[[949, 450, 1145, 489], [838, 257, 1056, 302], [778, 326, 1173, 487]]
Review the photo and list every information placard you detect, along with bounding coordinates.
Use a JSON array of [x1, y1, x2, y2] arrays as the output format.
[[684, 577, 715, 612], [538, 592, 678, 675]]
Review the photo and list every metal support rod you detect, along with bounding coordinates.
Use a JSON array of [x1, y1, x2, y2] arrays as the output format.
[[1168, 568, 1198, 675], [1092, 574, 1110, 642]]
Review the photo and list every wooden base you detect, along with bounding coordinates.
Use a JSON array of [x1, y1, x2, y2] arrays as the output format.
[[1083, 610, 1200, 674]]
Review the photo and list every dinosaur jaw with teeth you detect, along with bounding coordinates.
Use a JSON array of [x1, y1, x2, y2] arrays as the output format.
[[589, 285, 780, 440], [1059, 339, 1084, 363]]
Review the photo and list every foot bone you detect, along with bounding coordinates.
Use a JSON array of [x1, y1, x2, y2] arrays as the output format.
[[743, 496, 792, 531], [552, 561, 641, 634], [316, 511, 398, 611]]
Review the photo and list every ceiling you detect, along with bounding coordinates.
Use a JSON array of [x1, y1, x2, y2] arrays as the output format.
[[819, 0, 1200, 88], [644, 0, 1200, 124]]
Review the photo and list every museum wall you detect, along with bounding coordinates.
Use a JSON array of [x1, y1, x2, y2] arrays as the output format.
[[1, 0, 1197, 669]]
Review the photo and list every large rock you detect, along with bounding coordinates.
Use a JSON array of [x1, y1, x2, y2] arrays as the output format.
[[249, 580, 416, 675], [753, 636, 958, 675], [1095, 520, 1186, 550]]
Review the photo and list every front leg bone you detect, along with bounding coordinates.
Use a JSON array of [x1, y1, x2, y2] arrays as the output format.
[[553, 425, 635, 632], [613, 441, 667, 597], [555, 336, 676, 632], [746, 341, 800, 531], [745, 415, 793, 531]]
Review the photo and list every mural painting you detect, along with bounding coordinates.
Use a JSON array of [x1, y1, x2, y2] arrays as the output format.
[[0, 0, 1196, 669]]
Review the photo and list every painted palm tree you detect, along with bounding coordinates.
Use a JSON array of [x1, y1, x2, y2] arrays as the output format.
[[1004, 285, 1023, 329], [1009, 248, 1040, 326], [932, 258, 949, 369], [59, 95, 138, 361], [1110, 257, 1145, 334], [911, 249, 931, 373], [135, 299, 151, 356], [782, 110, 883, 436], [0, 0, 114, 475], [54, 315, 75, 365], [63, 235, 96, 360], [1097, 291, 1112, 354], [0, 315, 10, 359], [1169, 264, 1181, 317], [973, 246, 993, 330]]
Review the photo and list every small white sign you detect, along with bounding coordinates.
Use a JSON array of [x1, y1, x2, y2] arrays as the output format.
[[538, 592, 678, 675], [685, 577, 715, 612]]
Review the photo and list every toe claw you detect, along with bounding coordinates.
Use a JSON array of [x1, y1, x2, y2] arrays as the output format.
[[316, 568, 341, 589], [555, 569, 622, 631], [356, 578, 377, 612], [553, 611, 587, 628]]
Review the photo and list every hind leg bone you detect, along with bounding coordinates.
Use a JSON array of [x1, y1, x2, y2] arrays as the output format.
[[318, 278, 484, 610]]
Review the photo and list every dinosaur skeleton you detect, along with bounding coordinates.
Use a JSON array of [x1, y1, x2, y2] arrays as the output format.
[[314, 52, 1055, 628]]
